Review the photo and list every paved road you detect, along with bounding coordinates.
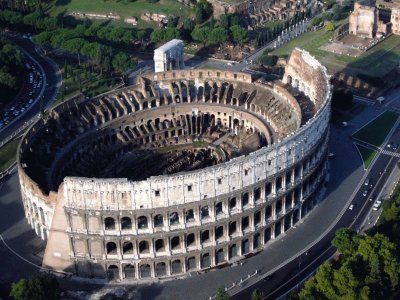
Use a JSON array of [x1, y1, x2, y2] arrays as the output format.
[[0, 36, 61, 141]]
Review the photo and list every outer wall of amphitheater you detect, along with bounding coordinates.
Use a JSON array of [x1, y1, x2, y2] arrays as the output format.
[[18, 48, 332, 281]]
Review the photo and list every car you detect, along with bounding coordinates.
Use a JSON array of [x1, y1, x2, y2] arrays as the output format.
[[10, 107, 15, 111], [349, 204, 355, 210], [387, 143, 392, 148], [376, 199, 382, 205], [364, 178, 371, 186], [328, 153, 336, 159], [362, 190, 368, 197], [393, 143, 398, 151], [373, 202, 381, 211], [369, 197, 374, 202]]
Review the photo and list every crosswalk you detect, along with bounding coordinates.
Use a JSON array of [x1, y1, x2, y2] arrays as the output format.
[[381, 149, 400, 158]]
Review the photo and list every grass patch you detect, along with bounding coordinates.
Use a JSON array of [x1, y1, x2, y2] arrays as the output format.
[[49, 0, 192, 29], [193, 141, 209, 148], [355, 144, 377, 169], [353, 111, 399, 146], [0, 138, 20, 172], [271, 24, 400, 77]]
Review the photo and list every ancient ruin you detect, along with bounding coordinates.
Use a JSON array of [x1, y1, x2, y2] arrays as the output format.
[[18, 48, 332, 281], [208, 0, 309, 28], [154, 39, 185, 73]]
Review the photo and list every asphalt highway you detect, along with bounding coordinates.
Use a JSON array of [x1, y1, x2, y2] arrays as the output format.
[[0, 36, 60, 141]]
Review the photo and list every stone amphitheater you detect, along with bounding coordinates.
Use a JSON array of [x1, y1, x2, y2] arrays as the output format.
[[18, 48, 332, 281]]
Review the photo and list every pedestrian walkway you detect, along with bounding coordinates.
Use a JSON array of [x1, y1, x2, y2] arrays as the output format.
[[381, 149, 400, 158]]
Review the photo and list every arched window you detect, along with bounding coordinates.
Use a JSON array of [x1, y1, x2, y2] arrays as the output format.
[[106, 242, 117, 254], [171, 236, 181, 250], [104, 217, 115, 230], [155, 239, 165, 252], [169, 212, 179, 225], [122, 242, 133, 254], [139, 241, 150, 254], [171, 259, 182, 274], [186, 233, 195, 247], [107, 265, 119, 280], [137, 216, 148, 229], [124, 264, 135, 279], [121, 217, 132, 230], [140, 264, 151, 278], [156, 262, 167, 277], [154, 214, 164, 227]]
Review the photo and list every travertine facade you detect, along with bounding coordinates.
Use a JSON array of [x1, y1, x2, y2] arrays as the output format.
[[154, 39, 184, 73], [18, 49, 332, 281], [391, 8, 400, 34], [349, 2, 379, 38]]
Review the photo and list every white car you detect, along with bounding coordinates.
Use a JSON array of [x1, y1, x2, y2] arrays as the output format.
[[373, 203, 381, 211], [349, 204, 355, 210]]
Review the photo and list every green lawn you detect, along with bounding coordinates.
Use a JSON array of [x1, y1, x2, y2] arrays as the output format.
[[271, 23, 400, 77], [271, 27, 333, 57], [49, 0, 192, 29], [0, 138, 20, 172], [355, 144, 377, 169], [353, 111, 399, 146]]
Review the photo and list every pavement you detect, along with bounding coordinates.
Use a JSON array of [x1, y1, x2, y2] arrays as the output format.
[[0, 36, 61, 142]]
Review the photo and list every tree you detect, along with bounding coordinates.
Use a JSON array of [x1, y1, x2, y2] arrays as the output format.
[[251, 289, 263, 300], [260, 55, 278, 67], [215, 287, 229, 300], [208, 27, 228, 49], [10, 274, 60, 300], [325, 21, 335, 32], [32, 31, 53, 48], [191, 26, 210, 47], [168, 15, 179, 28], [331, 228, 359, 255], [220, 14, 229, 28], [150, 29, 164, 43], [61, 38, 85, 65], [112, 52, 136, 72], [230, 25, 247, 46]]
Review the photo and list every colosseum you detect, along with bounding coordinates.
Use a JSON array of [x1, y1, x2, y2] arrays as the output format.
[[17, 48, 331, 281]]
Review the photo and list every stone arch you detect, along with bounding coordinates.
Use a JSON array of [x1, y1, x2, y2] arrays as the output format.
[[140, 264, 151, 278], [106, 242, 117, 254], [201, 230, 210, 243], [154, 214, 164, 227], [186, 233, 195, 247], [215, 248, 225, 264], [169, 211, 179, 225], [185, 209, 195, 222], [155, 262, 167, 277], [201, 253, 211, 268], [139, 240, 150, 254], [155, 239, 165, 252], [104, 217, 116, 230], [104, 217, 115, 230], [137, 216, 148, 229], [122, 242, 133, 254], [171, 236, 181, 250], [171, 259, 182, 274], [107, 265, 119, 280], [229, 244, 237, 259], [120, 217, 132, 230], [187, 256, 196, 270], [124, 264, 135, 279]]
